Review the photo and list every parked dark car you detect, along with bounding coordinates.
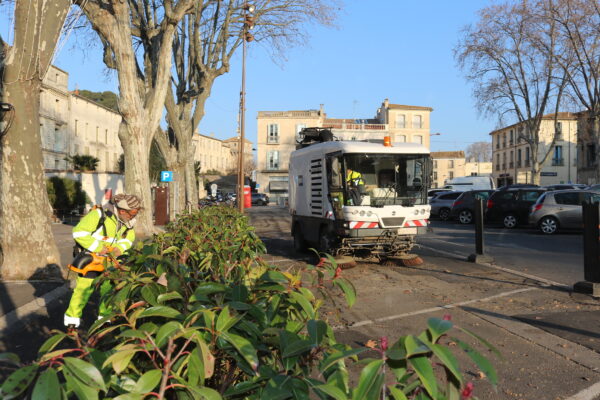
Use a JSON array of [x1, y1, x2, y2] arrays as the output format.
[[529, 190, 600, 234], [251, 193, 269, 206], [449, 190, 496, 224], [429, 191, 462, 221], [588, 184, 600, 192], [486, 188, 546, 228]]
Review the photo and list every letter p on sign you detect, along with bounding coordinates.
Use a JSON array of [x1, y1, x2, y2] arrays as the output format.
[[160, 171, 173, 182]]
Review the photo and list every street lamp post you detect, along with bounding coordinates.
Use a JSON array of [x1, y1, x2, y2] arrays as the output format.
[[238, 2, 255, 213]]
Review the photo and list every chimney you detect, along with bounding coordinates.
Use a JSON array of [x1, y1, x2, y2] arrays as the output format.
[[74, 84, 79, 96], [319, 104, 324, 115], [383, 98, 389, 108]]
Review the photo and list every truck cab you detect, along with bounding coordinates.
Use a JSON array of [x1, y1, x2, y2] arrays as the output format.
[[289, 138, 431, 259]]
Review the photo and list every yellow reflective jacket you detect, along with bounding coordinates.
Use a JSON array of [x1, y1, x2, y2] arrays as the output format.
[[72, 208, 135, 254]]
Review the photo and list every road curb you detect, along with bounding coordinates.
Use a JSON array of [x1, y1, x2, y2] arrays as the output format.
[[0, 282, 72, 333]]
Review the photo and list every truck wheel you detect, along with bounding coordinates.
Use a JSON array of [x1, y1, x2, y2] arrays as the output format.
[[293, 226, 307, 253]]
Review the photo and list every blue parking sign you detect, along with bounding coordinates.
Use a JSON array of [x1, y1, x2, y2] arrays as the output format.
[[160, 171, 173, 182]]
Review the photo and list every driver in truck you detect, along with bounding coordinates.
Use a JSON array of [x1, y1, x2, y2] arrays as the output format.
[[346, 167, 366, 205]]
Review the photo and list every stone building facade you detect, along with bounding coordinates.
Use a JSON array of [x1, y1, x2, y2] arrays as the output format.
[[256, 99, 433, 202]]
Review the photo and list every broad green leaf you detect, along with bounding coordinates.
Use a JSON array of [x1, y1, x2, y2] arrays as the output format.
[[387, 385, 409, 400], [63, 368, 98, 400], [63, 357, 106, 392], [289, 291, 315, 319], [38, 333, 68, 356], [32, 368, 60, 400], [220, 332, 259, 371], [351, 359, 383, 400], [187, 386, 222, 400], [138, 306, 182, 319], [156, 321, 183, 348], [320, 348, 365, 372], [0, 365, 39, 400], [457, 339, 498, 386], [39, 348, 77, 362], [141, 285, 159, 306], [423, 341, 462, 384], [313, 383, 347, 400], [333, 279, 356, 308], [0, 352, 20, 365], [188, 348, 205, 385], [405, 335, 430, 357], [224, 381, 262, 397], [409, 355, 437, 398], [195, 337, 215, 378], [259, 270, 289, 284], [282, 339, 313, 358], [307, 320, 327, 346], [113, 394, 143, 400], [427, 317, 453, 342], [132, 369, 162, 393], [157, 291, 183, 303], [103, 349, 140, 374], [216, 306, 233, 333]]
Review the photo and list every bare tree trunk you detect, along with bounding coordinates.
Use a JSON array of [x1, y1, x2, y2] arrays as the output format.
[[0, 0, 69, 280]]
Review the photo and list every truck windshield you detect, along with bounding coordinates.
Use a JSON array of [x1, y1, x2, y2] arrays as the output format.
[[344, 153, 428, 206]]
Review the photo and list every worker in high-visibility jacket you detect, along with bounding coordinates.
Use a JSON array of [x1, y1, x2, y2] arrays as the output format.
[[346, 168, 365, 205], [64, 193, 142, 328]]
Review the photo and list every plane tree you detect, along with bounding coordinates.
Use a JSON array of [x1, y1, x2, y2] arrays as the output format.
[[0, 0, 70, 279], [158, 0, 339, 213], [71, 0, 196, 235], [455, 0, 570, 185]]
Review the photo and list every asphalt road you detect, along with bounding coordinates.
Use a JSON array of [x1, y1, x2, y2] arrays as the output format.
[[420, 219, 585, 286]]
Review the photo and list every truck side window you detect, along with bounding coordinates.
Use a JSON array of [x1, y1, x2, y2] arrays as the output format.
[[328, 157, 342, 188]]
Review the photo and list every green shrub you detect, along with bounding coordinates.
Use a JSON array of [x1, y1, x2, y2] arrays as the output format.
[[0, 209, 498, 399], [46, 177, 89, 216]]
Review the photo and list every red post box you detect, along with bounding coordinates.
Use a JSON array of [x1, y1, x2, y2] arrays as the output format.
[[244, 186, 252, 208]]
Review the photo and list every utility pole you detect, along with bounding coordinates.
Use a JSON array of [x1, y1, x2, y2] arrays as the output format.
[[238, 2, 255, 213]]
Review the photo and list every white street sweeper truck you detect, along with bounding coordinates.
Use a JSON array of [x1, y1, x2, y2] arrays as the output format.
[[289, 128, 432, 262]]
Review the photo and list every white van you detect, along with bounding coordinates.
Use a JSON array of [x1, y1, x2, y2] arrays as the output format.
[[443, 176, 495, 191]]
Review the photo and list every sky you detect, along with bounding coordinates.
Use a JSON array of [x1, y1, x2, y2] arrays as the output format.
[[3, 1, 499, 153]]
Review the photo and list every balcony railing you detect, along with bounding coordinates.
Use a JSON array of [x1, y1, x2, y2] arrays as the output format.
[[322, 122, 387, 131], [552, 158, 564, 166], [502, 163, 506, 170], [496, 164, 500, 171], [517, 160, 522, 168], [267, 136, 279, 144], [525, 160, 531, 167], [509, 162, 514, 168]]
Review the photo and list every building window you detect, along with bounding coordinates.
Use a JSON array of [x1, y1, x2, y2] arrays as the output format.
[[495, 135, 499, 149], [552, 145, 563, 166], [412, 135, 423, 144], [556, 122, 563, 137], [412, 115, 422, 129], [267, 150, 279, 170], [105, 129, 108, 144], [449, 171, 454, 179], [395, 134, 406, 143], [433, 171, 437, 180], [509, 130, 514, 145], [525, 147, 530, 160], [433, 160, 438, 169], [267, 124, 279, 143], [503, 133, 506, 148], [517, 149, 522, 167], [448, 160, 454, 169], [396, 114, 405, 129]]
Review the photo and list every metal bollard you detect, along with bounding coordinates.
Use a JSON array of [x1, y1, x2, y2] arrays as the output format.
[[468, 198, 493, 263], [574, 201, 600, 296], [583, 201, 600, 282]]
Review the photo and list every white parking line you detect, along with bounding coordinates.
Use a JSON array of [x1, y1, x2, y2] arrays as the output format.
[[336, 287, 535, 330]]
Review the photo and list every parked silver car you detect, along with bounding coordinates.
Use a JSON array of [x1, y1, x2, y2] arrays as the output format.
[[529, 190, 600, 234], [429, 191, 462, 221]]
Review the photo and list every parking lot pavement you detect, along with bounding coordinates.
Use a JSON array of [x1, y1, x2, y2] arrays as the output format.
[[247, 206, 600, 400]]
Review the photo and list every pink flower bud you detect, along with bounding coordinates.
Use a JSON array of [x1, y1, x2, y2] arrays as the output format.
[[442, 314, 452, 321], [380, 336, 388, 351], [461, 382, 474, 399]]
